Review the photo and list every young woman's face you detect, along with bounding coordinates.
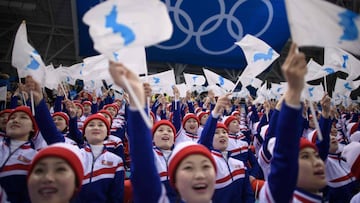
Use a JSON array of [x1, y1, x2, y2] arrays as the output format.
[[153, 125, 174, 150], [75, 106, 82, 118], [0, 112, 10, 131], [100, 113, 112, 125], [175, 154, 216, 203], [213, 128, 228, 152], [28, 157, 76, 203], [200, 114, 209, 126], [184, 118, 198, 134], [106, 107, 117, 118], [329, 134, 339, 154], [83, 105, 91, 114], [52, 116, 67, 132], [227, 120, 240, 133], [6, 112, 33, 140], [84, 119, 108, 145], [297, 147, 326, 193]]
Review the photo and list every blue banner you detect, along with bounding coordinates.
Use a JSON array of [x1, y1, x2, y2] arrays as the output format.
[[76, 0, 290, 69]]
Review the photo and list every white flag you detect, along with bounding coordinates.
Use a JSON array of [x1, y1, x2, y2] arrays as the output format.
[[235, 34, 279, 80], [240, 76, 263, 89], [83, 0, 173, 59], [232, 88, 250, 99], [183, 73, 206, 86], [206, 85, 227, 97], [302, 84, 324, 102], [334, 78, 354, 97], [11, 21, 46, 84], [270, 83, 287, 98], [55, 65, 78, 86], [305, 59, 322, 82], [44, 64, 59, 90], [324, 47, 360, 80], [203, 68, 235, 92], [0, 86, 6, 101], [142, 70, 176, 87], [285, 0, 360, 55]]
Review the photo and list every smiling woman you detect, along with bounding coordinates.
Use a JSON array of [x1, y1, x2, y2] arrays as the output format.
[[27, 143, 84, 203]]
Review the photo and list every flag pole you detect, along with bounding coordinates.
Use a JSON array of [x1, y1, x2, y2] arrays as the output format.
[[18, 77, 27, 106], [323, 75, 328, 94], [30, 90, 35, 116], [121, 75, 152, 129]]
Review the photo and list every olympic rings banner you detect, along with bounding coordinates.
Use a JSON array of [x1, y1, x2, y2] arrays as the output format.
[[76, 0, 290, 69]]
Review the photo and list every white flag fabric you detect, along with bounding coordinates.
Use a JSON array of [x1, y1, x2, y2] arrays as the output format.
[[141, 70, 176, 95], [270, 83, 287, 99], [324, 47, 360, 80], [183, 73, 206, 86], [203, 68, 235, 92], [232, 88, 250, 99], [302, 84, 324, 102], [305, 59, 323, 82], [334, 78, 354, 97], [83, 48, 147, 76], [256, 83, 270, 99], [0, 86, 6, 101], [285, 0, 360, 55], [142, 70, 176, 87], [235, 34, 279, 80], [206, 85, 227, 97], [239, 76, 263, 89], [12, 21, 46, 84], [55, 65, 79, 86], [44, 64, 59, 90], [83, 0, 173, 59]]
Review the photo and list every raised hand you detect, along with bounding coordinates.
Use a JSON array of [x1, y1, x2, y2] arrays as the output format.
[[109, 61, 144, 108], [282, 43, 307, 106], [24, 76, 43, 106]]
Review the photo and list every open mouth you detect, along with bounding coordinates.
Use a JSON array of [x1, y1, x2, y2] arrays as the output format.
[[219, 139, 226, 144], [39, 187, 58, 197], [192, 183, 208, 191], [162, 136, 170, 141], [314, 170, 325, 178]]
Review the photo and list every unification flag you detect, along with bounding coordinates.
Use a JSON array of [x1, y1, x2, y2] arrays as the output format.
[[203, 68, 235, 92], [302, 84, 324, 102], [324, 47, 360, 80], [11, 21, 46, 84], [334, 78, 354, 97], [285, 0, 360, 55], [183, 73, 206, 86], [83, 0, 173, 59], [235, 34, 280, 79]]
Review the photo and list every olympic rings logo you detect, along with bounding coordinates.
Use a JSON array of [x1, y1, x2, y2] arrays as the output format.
[[155, 0, 274, 55]]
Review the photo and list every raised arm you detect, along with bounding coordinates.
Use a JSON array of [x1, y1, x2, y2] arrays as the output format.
[[109, 61, 166, 203], [263, 43, 307, 203]]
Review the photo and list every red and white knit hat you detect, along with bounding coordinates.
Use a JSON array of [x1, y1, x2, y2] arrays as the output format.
[[28, 143, 84, 195], [197, 111, 209, 121], [216, 122, 228, 133], [82, 101, 92, 106], [8, 106, 38, 134], [0, 109, 12, 117], [152, 120, 176, 140], [299, 137, 318, 151], [82, 113, 110, 135], [98, 109, 113, 124], [223, 116, 238, 127], [74, 103, 84, 116], [168, 141, 216, 188], [52, 112, 70, 126], [342, 142, 360, 180], [182, 113, 200, 128], [103, 103, 119, 114]]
